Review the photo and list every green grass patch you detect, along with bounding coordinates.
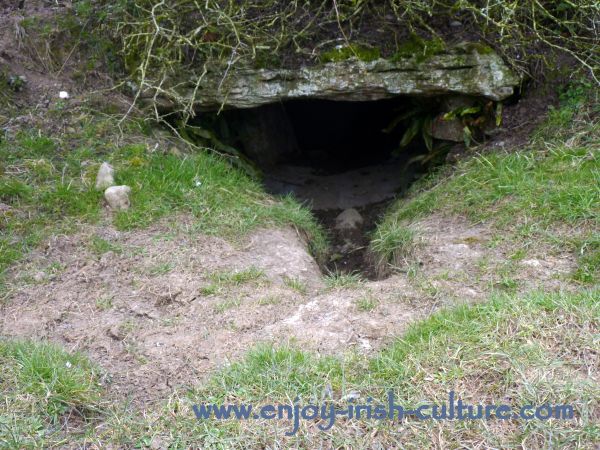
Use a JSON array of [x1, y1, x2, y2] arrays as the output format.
[[371, 85, 599, 276], [201, 267, 266, 296], [355, 294, 379, 312], [83, 288, 599, 448], [383, 147, 598, 228], [208, 267, 265, 286], [0, 339, 102, 448], [282, 275, 308, 294], [369, 222, 416, 271], [0, 115, 327, 288], [323, 271, 363, 290]]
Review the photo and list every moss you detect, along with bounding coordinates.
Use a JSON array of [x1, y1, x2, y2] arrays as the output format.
[[320, 44, 381, 63], [459, 42, 495, 55], [391, 35, 447, 63], [252, 51, 283, 69]]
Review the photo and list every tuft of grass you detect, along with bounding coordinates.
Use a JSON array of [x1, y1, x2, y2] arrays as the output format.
[[369, 223, 416, 272], [198, 344, 346, 401], [214, 297, 242, 313], [201, 267, 266, 296], [282, 275, 308, 294], [147, 262, 173, 276], [323, 271, 364, 290], [572, 236, 600, 284], [209, 267, 265, 286], [95, 295, 113, 310], [257, 295, 281, 306], [89, 236, 122, 255], [355, 295, 379, 312], [0, 339, 102, 448]]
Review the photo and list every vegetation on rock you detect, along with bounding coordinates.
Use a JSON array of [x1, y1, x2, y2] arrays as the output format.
[[84, 0, 599, 124]]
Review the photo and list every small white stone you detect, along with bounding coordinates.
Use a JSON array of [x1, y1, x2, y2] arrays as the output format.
[[335, 208, 364, 230], [59, 91, 69, 99], [104, 185, 131, 211], [95, 162, 115, 190], [342, 390, 361, 402], [33, 271, 45, 283]]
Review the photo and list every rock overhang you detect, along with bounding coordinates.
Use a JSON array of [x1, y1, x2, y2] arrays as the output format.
[[182, 44, 521, 111]]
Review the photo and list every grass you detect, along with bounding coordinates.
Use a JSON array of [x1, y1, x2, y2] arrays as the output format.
[[0, 113, 327, 290], [147, 262, 174, 276], [371, 84, 599, 282], [323, 271, 364, 290], [1, 290, 596, 447], [369, 223, 416, 273], [282, 275, 308, 294], [0, 340, 102, 448], [208, 267, 265, 286], [200, 267, 266, 296], [200, 267, 266, 297], [95, 295, 114, 311], [355, 295, 379, 312], [214, 297, 242, 313], [31, 288, 592, 448], [89, 236, 122, 255]]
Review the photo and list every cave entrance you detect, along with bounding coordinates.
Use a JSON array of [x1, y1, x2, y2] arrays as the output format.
[[199, 96, 459, 277]]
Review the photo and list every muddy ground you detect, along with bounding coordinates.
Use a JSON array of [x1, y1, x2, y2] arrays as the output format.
[[1, 211, 576, 404]]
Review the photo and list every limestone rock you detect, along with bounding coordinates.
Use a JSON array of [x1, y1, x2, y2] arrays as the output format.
[[431, 115, 466, 142], [184, 44, 520, 110], [104, 185, 131, 211], [95, 162, 115, 190], [335, 208, 364, 230]]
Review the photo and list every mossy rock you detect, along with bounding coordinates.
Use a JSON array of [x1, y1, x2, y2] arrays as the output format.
[[320, 44, 381, 63], [392, 35, 447, 63], [178, 43, 520, 109]]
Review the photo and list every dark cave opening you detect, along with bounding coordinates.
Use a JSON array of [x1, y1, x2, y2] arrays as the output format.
[[219, 96, 434, 207], [277, 98, 413, 172], [194, 95, 470, 277]]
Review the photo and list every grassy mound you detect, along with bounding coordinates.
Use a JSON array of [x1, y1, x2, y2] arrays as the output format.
[[0, 113, 326, 291], [371, 83, 599, 282]]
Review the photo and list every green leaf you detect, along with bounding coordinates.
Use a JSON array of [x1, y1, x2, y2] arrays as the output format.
[[495, 103, 503, 127], [398, 118, 421, 148], [459, 106, 481, 116], [463, 126, 472, 147], [383, 109, 421, 133], [422, 116, 433, 152]]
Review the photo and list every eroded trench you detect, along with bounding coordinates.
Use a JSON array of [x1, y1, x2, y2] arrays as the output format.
[[190, 96, 483, 278]]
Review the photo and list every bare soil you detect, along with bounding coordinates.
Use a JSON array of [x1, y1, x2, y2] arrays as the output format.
[[1, 213, 577, 404]]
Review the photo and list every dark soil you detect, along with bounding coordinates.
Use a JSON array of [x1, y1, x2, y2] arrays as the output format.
[[315, 201, 390, 280]]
